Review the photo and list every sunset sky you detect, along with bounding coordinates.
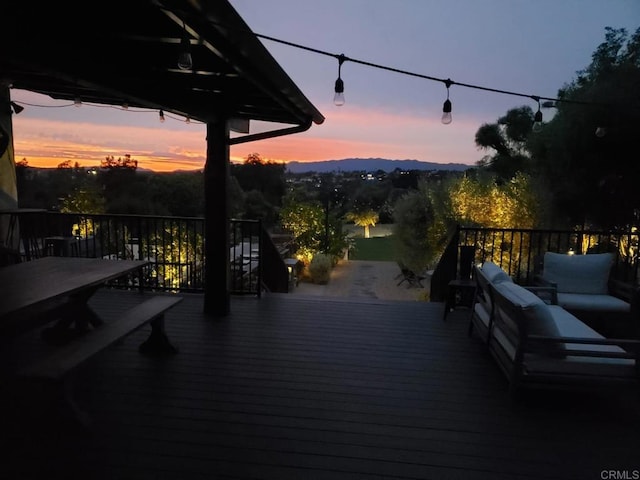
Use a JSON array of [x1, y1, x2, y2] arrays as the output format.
[[9, 1, 639, 172]]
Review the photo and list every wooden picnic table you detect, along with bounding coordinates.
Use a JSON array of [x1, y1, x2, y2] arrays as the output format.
[[0, 256, 183, 428], [0, 256, 149, 337]]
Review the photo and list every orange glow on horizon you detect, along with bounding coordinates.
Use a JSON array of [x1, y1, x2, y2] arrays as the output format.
[[12, 105, 479, 172]]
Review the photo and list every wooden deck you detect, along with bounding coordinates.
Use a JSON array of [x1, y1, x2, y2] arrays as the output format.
[[2, 290, 639, 479]]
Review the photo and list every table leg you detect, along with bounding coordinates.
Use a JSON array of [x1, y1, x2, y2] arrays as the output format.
[[442, 287, 455, 321], [41, 287, 104, 344]]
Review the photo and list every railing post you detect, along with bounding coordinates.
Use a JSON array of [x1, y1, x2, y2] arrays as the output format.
[[430, 225, 461, 302]]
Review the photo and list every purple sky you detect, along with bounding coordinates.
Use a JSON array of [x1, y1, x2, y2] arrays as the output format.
[[10, 0, 639, 170]]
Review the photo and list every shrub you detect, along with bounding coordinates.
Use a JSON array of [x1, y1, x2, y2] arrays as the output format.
[[308, 253, 332, 284]]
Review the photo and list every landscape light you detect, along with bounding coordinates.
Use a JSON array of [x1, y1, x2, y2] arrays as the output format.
[[441, 79, 453, 125], [333, 54, 346, 106]]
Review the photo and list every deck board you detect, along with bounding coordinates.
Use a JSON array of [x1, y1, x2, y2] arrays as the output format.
[[2, 290, 639, 479]]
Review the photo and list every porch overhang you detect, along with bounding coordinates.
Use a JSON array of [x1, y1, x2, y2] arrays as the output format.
[[0, 0, 325, 130], [0, 0, 324, 317]]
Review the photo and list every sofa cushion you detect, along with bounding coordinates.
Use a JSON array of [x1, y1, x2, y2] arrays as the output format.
[[525, 353, 636, 378], [543, 252, 614, 294], [526, 307, 635, 375], [481, 261, 512, 285], [556, 293, 630, 313], [493, 282, 564, 354], [547, 305, 601, 339]]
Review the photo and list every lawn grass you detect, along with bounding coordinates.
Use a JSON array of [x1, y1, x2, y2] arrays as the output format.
[[349, 236, 397, 261]]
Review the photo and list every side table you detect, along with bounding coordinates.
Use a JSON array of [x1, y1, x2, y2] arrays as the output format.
[[442, 278, 476, 320]]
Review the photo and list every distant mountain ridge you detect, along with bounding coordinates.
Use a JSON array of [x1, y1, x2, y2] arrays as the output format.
[[285, 158, 471, 173]]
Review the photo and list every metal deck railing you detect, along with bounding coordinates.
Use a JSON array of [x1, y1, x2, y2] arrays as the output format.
[[3, 211, 290, 295]]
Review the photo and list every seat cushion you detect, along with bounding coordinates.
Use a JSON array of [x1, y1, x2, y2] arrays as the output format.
[[527, 309, 634, 375], [543, 252, 614, 294], [556, 293, 630, 313]]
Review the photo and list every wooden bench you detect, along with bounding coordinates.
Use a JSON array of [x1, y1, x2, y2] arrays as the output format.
[[13, 295, 183, 427]]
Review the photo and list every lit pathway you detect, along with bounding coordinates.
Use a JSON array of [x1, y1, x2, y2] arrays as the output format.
[[292, 260, 429, 302]]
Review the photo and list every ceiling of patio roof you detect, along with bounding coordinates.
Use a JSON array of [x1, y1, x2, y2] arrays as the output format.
[[0, 0, 324, 129]]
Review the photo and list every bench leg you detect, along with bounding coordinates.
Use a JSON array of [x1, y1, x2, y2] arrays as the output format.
[[139, 315, 178, 356]]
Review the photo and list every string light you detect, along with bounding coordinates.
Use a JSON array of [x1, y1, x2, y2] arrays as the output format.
[[253, 31, 617, 128], [532, 96, 543, 133], [8, 29, 621, 134], [10, 101, 24, 114], [178, 21, 193, 70], [8, 97, 203, 125], [441, 79, 453, 125], [74, 97, 82, 107], [333, 54, 345, 106]]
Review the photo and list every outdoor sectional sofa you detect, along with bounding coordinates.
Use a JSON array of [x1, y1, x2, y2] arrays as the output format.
[[468, 260, 640, 397], [534, 251, 640, 338]]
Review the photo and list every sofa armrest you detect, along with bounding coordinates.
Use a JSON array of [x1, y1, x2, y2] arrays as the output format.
[[609, 279, 640, 332], [609, 279, 640, 302], [524, 285, 558, 305], [527, 334, 640, 359], [533, 273, 557, 289]]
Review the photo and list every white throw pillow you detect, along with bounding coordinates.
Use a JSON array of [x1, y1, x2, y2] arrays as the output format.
[[543, 252, 613, 294]]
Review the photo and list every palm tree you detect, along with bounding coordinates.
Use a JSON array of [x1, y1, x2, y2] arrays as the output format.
[[346, 210, 379, 239]]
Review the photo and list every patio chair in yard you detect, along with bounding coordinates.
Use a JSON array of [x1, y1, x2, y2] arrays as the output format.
[[396, 263, 426, 288]]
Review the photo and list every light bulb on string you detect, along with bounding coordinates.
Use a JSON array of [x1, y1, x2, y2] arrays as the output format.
[[441, 79, 453, 125], [532, 97, 543, 133], [333, 54, 346, 106], [177, 22, 193, 70], [159, 110, 165, 123], [10, 101, 24, 114], [595, 126, 607, 138]]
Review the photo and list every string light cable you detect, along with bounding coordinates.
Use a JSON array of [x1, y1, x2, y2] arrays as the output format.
[[9, 99, 202, 124], [253, 31, 622, 127], [7, 26, 629, 131]]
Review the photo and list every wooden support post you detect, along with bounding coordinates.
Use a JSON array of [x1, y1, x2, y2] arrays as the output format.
[[204, 119, 231, 317]]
